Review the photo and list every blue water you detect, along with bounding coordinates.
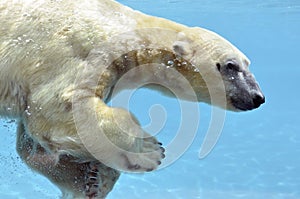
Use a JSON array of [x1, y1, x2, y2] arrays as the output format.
[[1, 0, 300, 198]]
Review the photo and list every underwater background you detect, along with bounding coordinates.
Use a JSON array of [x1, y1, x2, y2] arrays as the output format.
[[0, 0, 299, 198]]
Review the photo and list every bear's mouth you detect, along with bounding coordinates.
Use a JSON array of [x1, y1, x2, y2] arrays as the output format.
[[232, 102, 254, 111], [230, 94, 265, 111]]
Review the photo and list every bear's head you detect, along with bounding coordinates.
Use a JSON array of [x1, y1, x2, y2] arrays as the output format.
[[172, 28, 265, 111]]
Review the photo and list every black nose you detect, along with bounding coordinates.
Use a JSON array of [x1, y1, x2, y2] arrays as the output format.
[[253, 93, 265, 108]]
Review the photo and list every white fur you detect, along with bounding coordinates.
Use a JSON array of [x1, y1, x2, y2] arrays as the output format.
[[0, 0, 256, 198]]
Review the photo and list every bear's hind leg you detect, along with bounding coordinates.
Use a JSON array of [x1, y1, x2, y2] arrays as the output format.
[[16, 122, 120, 199]]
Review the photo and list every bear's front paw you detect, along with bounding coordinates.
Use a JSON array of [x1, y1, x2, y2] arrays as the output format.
[[120, 136, 165, 172]]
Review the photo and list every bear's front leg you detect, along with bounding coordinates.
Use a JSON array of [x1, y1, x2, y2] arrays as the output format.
[[16, 121, 120, 199], [73, 97, 165, 172]]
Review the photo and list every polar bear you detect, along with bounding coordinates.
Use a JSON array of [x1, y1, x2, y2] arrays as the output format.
[[0, 0, 265, 198]]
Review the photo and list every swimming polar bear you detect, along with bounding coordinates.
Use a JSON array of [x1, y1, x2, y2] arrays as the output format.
[[0, 0, 265, 198]]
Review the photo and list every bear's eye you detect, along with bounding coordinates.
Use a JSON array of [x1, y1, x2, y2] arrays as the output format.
[[225, 60, 240, 71]]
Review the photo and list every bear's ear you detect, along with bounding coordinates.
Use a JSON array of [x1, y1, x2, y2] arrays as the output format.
[[172, 32, 192, 56]]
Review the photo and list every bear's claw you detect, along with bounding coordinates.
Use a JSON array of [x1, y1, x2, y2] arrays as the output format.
[[121, 140, 165, 172]]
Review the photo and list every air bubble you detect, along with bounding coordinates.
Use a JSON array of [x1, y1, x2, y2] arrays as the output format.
[[167, 60, 174, 65], [25, 39, 34, 43], [36, 62, 41, 67], [23, 13, 31, 17], [166, 60, 174, 69], [194, 68, 200, 72], [25, 106, 31, 116], [25, 109, 31, 116]]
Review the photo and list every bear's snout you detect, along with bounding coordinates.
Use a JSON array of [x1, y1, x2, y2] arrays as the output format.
[[252, 91, 265, 108], [228, 81, 265, 111]]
